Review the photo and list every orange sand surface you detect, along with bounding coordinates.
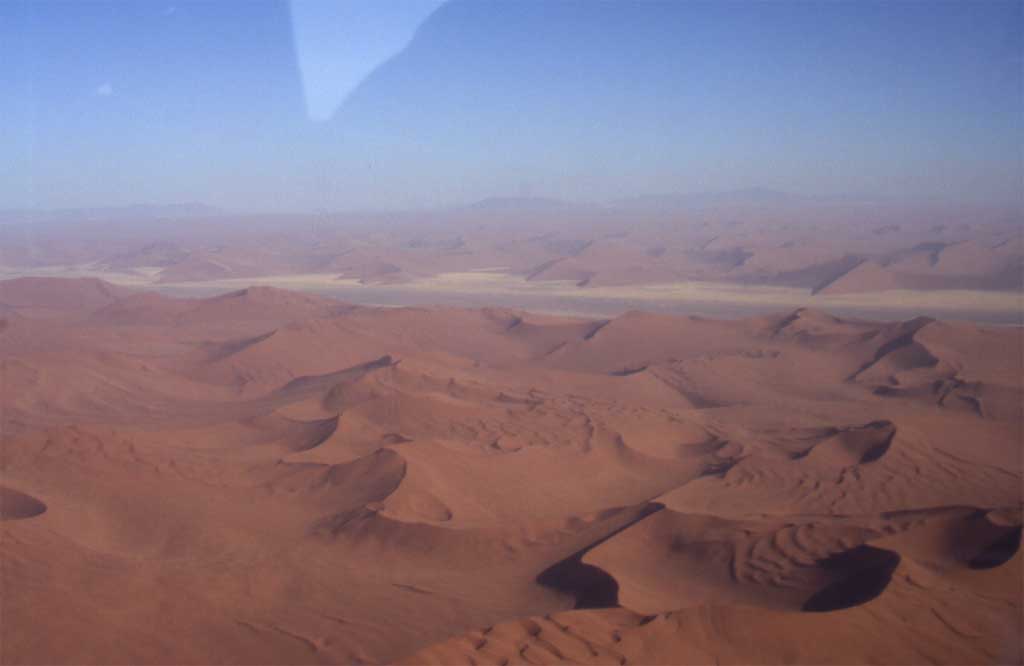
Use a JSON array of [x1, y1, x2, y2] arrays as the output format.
[[1, 277, 1020, 664]]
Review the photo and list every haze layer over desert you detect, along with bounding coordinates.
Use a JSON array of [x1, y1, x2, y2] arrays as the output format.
[[2, 199, 1021, 323], [1, 276, 1020, 664]]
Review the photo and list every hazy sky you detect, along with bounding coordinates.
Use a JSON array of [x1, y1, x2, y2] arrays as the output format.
[[2, 0, 1021, 212]]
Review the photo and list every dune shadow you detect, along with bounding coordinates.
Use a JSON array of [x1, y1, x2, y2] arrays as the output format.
[[802, 545, 900, 612], [858, 423, 895, 463], [969, 526, 1022, 570], [536, 502, 663, 609], [536, 557, 620, 609], [287, 415, 340, 452], [0, 486, 48, 521]]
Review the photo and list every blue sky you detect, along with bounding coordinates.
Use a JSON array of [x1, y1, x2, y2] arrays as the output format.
[[1, 0, 1021, 211]]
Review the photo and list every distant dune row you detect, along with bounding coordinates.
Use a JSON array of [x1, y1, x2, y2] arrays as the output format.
[[2, 201, 1020, 312]]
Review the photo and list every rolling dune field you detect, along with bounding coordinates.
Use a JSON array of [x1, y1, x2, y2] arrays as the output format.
[[1, 277, 1020, 664]]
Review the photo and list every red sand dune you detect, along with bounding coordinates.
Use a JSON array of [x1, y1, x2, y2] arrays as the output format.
[[0, 277, 1020, 665]]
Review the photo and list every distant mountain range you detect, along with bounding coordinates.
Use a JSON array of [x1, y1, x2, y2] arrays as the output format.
[[608, 189, 911, 210], [465, 196, 584, 212], [0, 191, 965, 222], [465, 189, 900, 214], [0, 203, 224, 224]]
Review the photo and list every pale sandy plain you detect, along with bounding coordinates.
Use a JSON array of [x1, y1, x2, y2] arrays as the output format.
[[1, 275, 1021, 665], [2, 265, 1020, 324]]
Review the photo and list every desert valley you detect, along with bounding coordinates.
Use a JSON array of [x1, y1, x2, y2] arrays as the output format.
[[1, 272, 1020, 664]]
